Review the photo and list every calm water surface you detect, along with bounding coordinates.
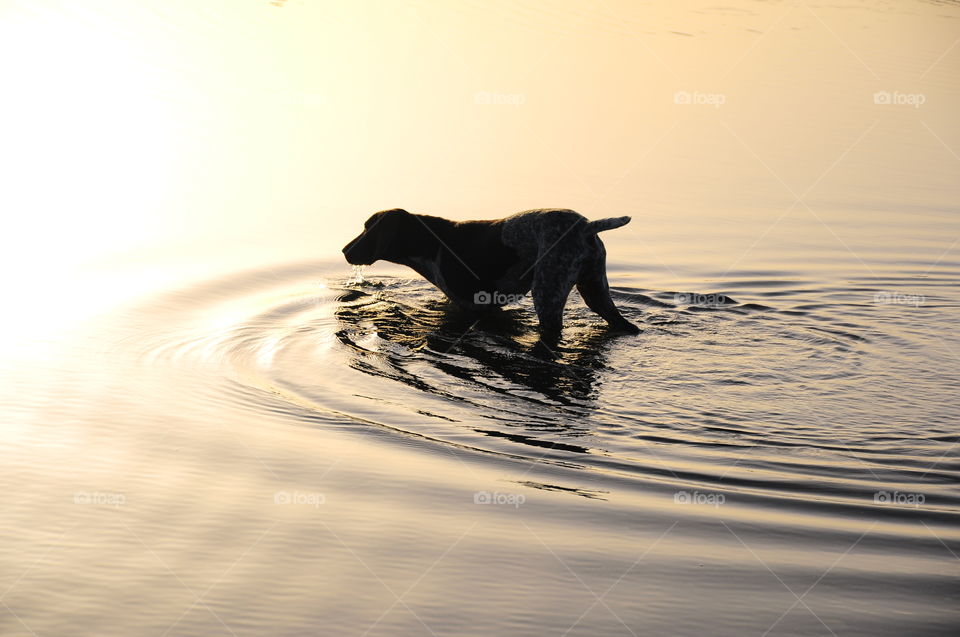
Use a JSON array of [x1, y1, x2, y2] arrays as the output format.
[[2, 1, 959, 635]]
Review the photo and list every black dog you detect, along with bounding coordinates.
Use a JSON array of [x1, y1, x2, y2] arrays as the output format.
[[342, 208, 639, 345]]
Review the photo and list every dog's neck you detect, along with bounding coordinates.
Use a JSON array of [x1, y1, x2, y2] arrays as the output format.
[[398, 215, 470, 301]]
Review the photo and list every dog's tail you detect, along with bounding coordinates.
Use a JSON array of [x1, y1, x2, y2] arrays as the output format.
[[587, 216, 631, 233]]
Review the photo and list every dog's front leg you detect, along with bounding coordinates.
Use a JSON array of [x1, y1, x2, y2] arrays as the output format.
[[531, 268, 578, 352]]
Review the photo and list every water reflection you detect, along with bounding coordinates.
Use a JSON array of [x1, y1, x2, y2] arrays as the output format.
[[331, 279, 619, 405]]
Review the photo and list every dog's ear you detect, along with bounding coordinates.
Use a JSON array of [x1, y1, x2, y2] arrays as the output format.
[[366, 209, 418, 262], [390, 210, 440, 259]]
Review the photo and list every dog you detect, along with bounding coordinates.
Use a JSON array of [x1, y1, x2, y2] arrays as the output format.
[[342, 208, 640, 345]]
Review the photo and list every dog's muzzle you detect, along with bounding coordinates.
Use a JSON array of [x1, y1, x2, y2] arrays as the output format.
[[342, 238, 372, 265]]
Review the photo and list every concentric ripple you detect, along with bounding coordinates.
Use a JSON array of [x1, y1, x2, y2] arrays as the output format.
[[124, 259, 960, 521]]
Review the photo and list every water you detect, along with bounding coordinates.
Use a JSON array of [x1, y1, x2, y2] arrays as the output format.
[[3, 1, 959, 635]]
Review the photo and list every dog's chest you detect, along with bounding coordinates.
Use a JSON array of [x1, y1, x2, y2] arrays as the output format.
[[406, 255, 454, 296]]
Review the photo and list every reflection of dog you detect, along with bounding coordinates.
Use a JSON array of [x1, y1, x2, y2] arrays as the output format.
[[342, 208, 639, 344]]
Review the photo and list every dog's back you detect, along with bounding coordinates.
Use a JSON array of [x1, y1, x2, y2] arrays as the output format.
[[501, 209, 631, 258]]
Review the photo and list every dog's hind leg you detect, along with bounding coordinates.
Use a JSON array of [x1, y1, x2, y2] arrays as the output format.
[[576, 237, 640, 334]]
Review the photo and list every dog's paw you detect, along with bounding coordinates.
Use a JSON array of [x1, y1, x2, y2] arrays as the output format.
[[531, 340, 560, 360], [614, 320, 641, 335]]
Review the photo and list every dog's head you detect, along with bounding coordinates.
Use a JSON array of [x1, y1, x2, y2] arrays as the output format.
[[342, 208, 416, 266]]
